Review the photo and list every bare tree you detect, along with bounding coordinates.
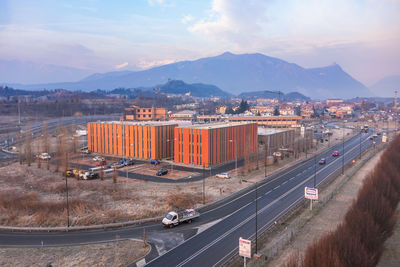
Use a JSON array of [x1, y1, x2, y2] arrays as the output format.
[[113, 167, 117, 184], [70, 122, 77, 154], [24, 123, 32, 167], [17, 131, 23, 165], [42, 121, 50, 170]]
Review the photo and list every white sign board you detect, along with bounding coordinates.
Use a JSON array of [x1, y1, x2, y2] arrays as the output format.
[[239, 237, 251, 258], [305, 187, 318, 200]]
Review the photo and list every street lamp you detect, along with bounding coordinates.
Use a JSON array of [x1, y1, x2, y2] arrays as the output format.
[[342, 126, 345, 175], [229, 139, 237, 174], [359, 129, 362, 160], [242, 179, 258, 255], [167, 139, 174, 173], [65, 152, 70, 228]]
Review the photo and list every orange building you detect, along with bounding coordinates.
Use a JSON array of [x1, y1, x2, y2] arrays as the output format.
[[228, 115, 302, 128], [174, 123, 258, 167], [124, 105, 167, 121], [88, 121, 176, 160]]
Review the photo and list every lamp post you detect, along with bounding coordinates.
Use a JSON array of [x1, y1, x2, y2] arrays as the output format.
[[65, 152, 70, 228], [167, 139, 174, 173], [359, 129, 362, 160], [242, 179, 258, 255], [342, 126, 345, 175], [229, 139, 237, 174]]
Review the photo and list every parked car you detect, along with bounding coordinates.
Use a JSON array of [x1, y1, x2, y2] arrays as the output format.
[[81, 149, 91, 154], [93, 156, 105, 161], [38, 152, 51, 160], [216, 172, 231, 179], [96, 160, 107, 166], [332, 151, 340, 157], [156, 169, 168, 176], [319, 158, 326, 165], [151, 159, 160, 165], [125, 159, 135, 166]]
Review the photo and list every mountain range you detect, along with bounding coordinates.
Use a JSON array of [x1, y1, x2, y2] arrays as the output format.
[[238, 90, 310, 102], [370, 75, 400, 97], [2, 52, 372, 99]]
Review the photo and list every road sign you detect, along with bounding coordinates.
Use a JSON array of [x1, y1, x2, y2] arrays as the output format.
[[305, 187, 318, 200], [239, 237, 251, 258]]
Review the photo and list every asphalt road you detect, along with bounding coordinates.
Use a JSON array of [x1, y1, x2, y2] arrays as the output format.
[[145, 130, 378, 266], [0, 115, 119, 160], [0, 130, 379, 267]]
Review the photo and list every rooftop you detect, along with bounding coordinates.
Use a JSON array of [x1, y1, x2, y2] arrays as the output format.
[[258, 128, 293, 135], [92, 121, 180, 127], [176, 122, 255, 130]]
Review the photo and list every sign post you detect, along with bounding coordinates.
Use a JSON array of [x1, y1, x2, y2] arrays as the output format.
[[305, 187, 318, 210], [239, 237, 251, 267]]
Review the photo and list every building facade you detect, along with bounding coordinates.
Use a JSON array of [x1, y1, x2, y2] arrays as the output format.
[[174, 123, 258, 167], [88, 121, 176, 160], [228, 116, 302, 128], [124, 105, 167, 121]]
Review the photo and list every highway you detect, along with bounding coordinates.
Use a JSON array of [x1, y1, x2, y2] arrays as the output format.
[[146, 130, 377, 266], [0, 130, 379, 267]]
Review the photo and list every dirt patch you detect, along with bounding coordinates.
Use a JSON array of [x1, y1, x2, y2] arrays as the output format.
[[377, 205, 400, 267], [0, 239, 149, 267]]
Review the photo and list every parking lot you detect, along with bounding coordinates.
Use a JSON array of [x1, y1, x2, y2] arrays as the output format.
[[69, 154, 202, 181]]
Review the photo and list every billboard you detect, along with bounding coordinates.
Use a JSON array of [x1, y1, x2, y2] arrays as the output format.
[[305, 187, 318, 200], [239, 237, 251, 258]]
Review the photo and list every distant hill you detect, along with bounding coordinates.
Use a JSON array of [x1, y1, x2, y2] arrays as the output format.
[[370, 75, 400, 97], [238, 90, 310, 101], [0, 60, 91, 84], [158, 80, 230, 97], [2, 52, 371, 99]]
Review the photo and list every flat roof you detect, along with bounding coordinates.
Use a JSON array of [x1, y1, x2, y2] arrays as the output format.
[[258, 128, 293, 135], [92, 121, 179, 127], [176, 122, 255, 129]]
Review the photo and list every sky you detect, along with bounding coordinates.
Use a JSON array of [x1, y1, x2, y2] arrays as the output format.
[[1, 0, 400, 85]]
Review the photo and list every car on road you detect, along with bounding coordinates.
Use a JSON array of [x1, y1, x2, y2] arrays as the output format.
[[332, 151, 340, 157], [156, 168, 168, 176], [162, 209, 199, 227], [216, 172, 231, 179], [37, 152, 51, 160], [319, 158, 326, 165]]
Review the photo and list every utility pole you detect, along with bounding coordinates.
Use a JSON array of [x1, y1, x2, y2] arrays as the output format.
[[359, 129, 362, 160], [255, 181, 258, 254], [202, 164, 205, 205], [65, 152, 70, 228], [342, 127, 345, 175]]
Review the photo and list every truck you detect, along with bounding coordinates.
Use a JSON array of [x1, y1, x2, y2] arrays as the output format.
[[162, 209, 200, 228], [362, 125, 369, 133]]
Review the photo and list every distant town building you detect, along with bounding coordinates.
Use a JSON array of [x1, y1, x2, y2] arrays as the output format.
[[326, 99, 344, 106], [169, 110, 197, 121], [216, 105, 227, 114], [124, 105, 167, 121], [228, 115, 302, 128]]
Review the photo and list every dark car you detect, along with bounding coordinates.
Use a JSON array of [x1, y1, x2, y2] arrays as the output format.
[[151, 159, 160, 165], [156, 169, 168, 176], [319, 158, 326, 165]]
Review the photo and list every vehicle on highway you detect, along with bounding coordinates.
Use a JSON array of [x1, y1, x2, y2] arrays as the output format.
[[319, 158, 326, 165], [150, 159, 160, 165], [156, 168, 168, 176], [37, 152, 51, 160], [216, 172, 231, 179], [332, 151, 340, 157], [162, 209, 199, 227], [125, 159, 135, 166], [362, 125, 369, 133]]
